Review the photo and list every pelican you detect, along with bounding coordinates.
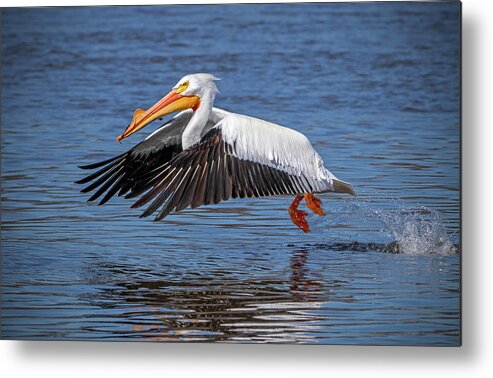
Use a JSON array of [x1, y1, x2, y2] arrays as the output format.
[[77, 73, 355, 232]]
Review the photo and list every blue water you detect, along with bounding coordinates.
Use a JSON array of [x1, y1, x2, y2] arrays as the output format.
[[1, 3, 460, 345]]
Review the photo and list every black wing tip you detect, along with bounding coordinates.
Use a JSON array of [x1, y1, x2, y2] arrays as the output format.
[[78, 162, 108, 170], [153, 210, 171, 222], [140, 208, 154, 218], [88, 193, 100, 202], [125, 191, 140, 199], [77, 153, 126, 170]]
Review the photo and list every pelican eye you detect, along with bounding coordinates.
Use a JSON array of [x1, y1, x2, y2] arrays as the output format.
[[175, 81, 189, 94]]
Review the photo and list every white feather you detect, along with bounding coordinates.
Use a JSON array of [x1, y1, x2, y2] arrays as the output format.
[[217, 113, 338, 193]]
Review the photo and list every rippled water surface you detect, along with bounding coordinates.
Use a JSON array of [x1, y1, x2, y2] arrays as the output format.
[[1, 3, 460, 345]]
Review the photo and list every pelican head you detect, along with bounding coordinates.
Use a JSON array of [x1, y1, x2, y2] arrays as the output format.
[[117, 73, 220, 141]]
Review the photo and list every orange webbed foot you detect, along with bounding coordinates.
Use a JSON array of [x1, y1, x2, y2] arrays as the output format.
[[304, 193, 325, 216], [288, 195, 310, 233], [289, 208, 310, 233]]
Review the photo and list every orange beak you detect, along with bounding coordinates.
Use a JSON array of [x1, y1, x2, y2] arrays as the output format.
[[117, 90, 200, 142]]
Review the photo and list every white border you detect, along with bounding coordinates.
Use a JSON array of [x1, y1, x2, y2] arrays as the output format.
[[0, 0, 445, 7], [2, 0, 493, 377]]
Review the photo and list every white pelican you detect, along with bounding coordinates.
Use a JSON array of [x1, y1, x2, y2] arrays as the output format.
[[78, 73, 355, 232]]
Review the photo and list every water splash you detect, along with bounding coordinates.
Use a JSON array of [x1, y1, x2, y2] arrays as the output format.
[[317, 202, 458, 255], [378, 206, 457, 255]]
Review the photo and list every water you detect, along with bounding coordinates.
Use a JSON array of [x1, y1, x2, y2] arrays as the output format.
[[1, 3, 460, 345]]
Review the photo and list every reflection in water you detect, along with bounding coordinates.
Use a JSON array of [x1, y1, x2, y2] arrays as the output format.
[[87, 249, 331, 343]]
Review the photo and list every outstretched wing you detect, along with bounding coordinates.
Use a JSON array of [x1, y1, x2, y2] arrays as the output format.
[[130, 113, 351, 221], [77, 108, 230, 205]]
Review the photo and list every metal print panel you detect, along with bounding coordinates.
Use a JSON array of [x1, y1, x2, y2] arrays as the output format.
[[0, 1, 461, 345]]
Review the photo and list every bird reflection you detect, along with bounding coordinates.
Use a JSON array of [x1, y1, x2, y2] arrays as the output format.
[[84, 248, 347, 343], [289, 248, 323, 300]]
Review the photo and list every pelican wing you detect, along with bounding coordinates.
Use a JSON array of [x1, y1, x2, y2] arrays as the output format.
[[77, 108, 230, 204], [131, 114, 354, 221]]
